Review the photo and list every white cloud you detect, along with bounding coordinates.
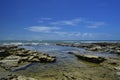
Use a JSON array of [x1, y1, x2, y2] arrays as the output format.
[[37, 17, 106, 29], [24, 17, 108, 40], [25, 26, 111, 40], [86, 21, 105, 28], [26, 26, 60, 33], [26, 26, 94, 38], [51, 18, 82, 26], [49, 18, 106, 28]]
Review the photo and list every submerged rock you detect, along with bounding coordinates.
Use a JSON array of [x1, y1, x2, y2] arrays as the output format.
[[75, 54, 106, 64]]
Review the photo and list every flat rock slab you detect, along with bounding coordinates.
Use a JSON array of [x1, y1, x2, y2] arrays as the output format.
[[75, 54, 106, 64]]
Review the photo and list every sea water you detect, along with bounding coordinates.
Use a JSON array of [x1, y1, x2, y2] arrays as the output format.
[[0, 41, 118, 72]]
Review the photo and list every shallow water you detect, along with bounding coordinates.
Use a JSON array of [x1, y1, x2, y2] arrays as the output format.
[[11, 44, 118, 79], [19, 44, 118, 68], [21, 44, 118, 58]]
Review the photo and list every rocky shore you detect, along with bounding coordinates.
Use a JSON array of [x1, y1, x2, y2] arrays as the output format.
[[0, 42, 120, 80], [56, 42, 120, 54], [0, 45, 56, 80], [57, 42, 120, 80]]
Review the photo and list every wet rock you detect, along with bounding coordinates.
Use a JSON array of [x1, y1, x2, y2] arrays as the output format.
[[56, 43, 72, 47], [62, 73, 83, 80], [27, 55, 39, 62], [20, 57, 28, 63], [115, 50, 120, 55], [17, 48, 25, 51], [75, 54, 106, 63], [16, 51, 29, 57], [67, 52, 75, 55], [115, 72, 120, 80], [1, 45, 18, 49], [0, 50, 10, 58], [38, 54, 56, 63], [0, 56, 21, 70], [114, 66, 120, 71], [27, 53, 56, 63], [0, 45, 56, 71], [17, 76, 37, 80], [89, 46, 102, 51], [0, 74, 37, 80], [100, 58, 120, 70], [5, 55, 21, 60]]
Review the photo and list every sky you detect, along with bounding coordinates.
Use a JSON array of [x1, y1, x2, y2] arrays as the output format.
[[0, 0, 120, 40]]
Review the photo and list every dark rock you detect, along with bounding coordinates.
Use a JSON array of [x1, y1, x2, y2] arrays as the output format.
[[67, 52, 74, 54], [0, 50, 10, 57]]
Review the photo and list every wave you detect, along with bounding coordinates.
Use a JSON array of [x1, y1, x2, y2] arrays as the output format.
[[2, 42, 50, 46]]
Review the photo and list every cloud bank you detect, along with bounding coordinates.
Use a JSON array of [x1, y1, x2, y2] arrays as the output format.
[[25, 17, 108, 40], [25, 26, 60, 33]]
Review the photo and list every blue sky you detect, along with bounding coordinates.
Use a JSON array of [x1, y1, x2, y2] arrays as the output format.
[[0, 0, 120, 40]]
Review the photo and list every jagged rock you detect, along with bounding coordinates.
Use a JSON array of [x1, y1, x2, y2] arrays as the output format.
[[75, 54, 106, 63]]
